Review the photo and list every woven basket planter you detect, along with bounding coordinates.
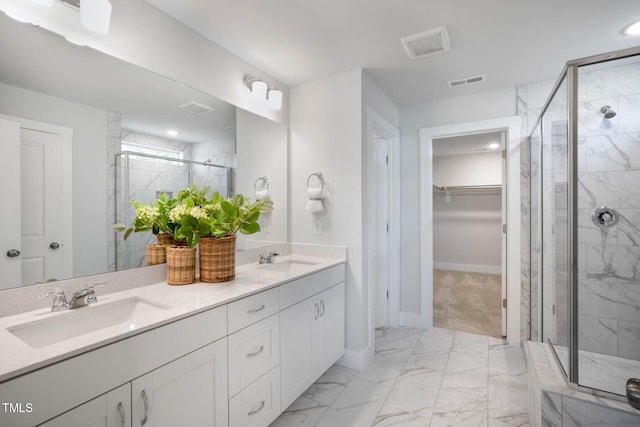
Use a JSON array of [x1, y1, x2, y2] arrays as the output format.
[[199, 235, 236, 283], [146, 244, 168, 266], [156, 233, 186, 247], [166, 246, 196, 285]]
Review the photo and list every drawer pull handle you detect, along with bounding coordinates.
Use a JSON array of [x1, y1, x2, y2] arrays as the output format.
[[247, 345, 265, 358], [247, 304, 266, 314], [320, 300, 325, 317], [314, 302, 319, 320], [248, 400, 265, 416], [141, 389, 149, 426], [117, 402, 125, 427]]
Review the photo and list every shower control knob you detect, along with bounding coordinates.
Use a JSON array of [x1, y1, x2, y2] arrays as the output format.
[[591, 207, 619, 228], [50, 242, 60, 250]]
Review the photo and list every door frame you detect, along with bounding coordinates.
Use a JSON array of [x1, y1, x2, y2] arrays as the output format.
[[419, 116, 522, 346], [365, 108, 400, 335], [0, 114, 74, 283]]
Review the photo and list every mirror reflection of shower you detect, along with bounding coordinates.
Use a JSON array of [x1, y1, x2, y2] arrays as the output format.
[[600, 105, 617, 119]]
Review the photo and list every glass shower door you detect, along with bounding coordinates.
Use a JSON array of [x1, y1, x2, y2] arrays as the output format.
[[541, 77, 570, 374]]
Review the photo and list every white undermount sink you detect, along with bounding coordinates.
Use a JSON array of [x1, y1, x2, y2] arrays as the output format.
[[8, 297, 170, 349], [258, 259, 320, 274]]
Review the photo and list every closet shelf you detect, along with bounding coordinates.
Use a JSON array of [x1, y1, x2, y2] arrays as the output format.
[[433, 184, 501, 191]]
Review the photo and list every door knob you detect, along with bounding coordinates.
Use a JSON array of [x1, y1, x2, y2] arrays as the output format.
[[49, 242, 60, 250], [6, 249, 20, 258]]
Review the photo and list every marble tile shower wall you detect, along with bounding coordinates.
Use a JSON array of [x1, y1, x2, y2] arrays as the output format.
[[191, 136, 236, 196], [517, 79, 556, 342], [576, 61, 640, 360], [107, 112, 122, 272]]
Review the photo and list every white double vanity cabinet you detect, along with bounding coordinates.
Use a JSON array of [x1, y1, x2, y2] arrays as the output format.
[[0, 254, 346, 427]]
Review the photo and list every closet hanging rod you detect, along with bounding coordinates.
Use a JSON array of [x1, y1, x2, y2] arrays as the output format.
[[433, 184, 502, 190]]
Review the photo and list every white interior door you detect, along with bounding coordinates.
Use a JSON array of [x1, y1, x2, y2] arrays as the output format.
[[501, 132, 508, 337], [374, 136, 389, 328], [0, 114, 73, 289], [20, 128, 67, 285], [0, 118, 22, 288]]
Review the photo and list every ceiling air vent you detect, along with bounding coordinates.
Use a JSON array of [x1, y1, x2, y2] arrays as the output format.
[[401, 26, 451, 60], [177, 101, 215, 115], [447, 74, 486, 89]]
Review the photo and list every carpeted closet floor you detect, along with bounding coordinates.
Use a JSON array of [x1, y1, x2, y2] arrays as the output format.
[[433, 269, 503, 338]]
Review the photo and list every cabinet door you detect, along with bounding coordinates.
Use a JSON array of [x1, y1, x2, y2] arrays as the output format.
[[279, 297, 317, 411], [317, 282, 345, 374], [131, 338, 228, 427], [40, 383, 131, 427]]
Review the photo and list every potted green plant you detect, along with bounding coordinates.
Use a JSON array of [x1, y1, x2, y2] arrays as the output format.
[[169, 185, 273, 283], [123, 192, 183, 245]]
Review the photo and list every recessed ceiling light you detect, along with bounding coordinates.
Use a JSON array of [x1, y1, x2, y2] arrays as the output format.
[[166, 130, 179, 137], [622, 19, 640, 35], [488, 143, 500, 150]]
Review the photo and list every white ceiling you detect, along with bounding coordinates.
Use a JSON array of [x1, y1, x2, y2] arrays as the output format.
[[0, 14, 236, 143], [147, 0, 640, 105], [433, 131, 504, 157]]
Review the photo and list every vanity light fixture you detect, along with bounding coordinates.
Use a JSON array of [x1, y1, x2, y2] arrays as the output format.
[[244, 76, 268, 100], [622, 19, 640, 35], [488, 142, 500, 150], [80, 0, 112, 34], [245, 76, 283, 110], [166, 130, 179, 137], [268, 88, 283, 110]]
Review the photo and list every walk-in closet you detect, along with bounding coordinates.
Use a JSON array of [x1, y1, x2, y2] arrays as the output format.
[[432, 131, 506, 338]]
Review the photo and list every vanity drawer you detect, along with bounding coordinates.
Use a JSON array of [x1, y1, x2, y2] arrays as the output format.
[[228, 287, 279, 333], [279, 263, 345, 310], [229, 366, 280, 427], [228, 313, 280, 396]]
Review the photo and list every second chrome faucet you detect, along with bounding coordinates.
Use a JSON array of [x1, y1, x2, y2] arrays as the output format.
[[38, 283, 106, 312]]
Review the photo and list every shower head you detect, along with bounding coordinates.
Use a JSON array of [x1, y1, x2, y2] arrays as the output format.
[[600, 105, 617, 119]]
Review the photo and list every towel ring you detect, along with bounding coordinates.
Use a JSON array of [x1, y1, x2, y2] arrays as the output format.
[[306, 172, 324, 190], [254, 176, 269, 192]]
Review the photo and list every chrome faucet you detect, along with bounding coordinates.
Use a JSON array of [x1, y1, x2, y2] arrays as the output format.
[[38, 283, 105, 312], [37, 288, 69, 312], [258, 251, 279, 264], [69, 283, 105, 309]]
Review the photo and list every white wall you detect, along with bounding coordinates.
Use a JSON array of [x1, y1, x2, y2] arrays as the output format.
[[0, 0, 289, 125], [433, 151, 502, 273], [433, 151, 502, 186], [290, 69, 364, 366], [433, 192, 502, 273], [290, 69, 399, 369], [400, 87, 515, 314], [0, 82, 109, 279]]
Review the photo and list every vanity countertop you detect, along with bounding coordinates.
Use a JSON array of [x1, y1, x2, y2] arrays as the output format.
[[0, 254, 345, 383]]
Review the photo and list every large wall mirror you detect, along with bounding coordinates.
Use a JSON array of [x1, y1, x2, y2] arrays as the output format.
[[0, 14, 288, 291]]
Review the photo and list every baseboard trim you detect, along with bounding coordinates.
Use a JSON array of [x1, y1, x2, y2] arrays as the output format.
[[338, 345, 374, 371], [434, 262, 501, 275], [399, 311, 427, 329]]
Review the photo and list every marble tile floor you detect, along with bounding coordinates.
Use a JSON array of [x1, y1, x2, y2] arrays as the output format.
[[271, 326, 529, 427]]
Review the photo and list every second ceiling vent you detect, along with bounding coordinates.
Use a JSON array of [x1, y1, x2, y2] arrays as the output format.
[[401, 26, 451, 59]]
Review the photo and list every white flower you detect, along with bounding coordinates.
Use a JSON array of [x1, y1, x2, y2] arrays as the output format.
[[190, 206, 207, 220], [136, 205, 159, 223], [168, 205, 189, 222]]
